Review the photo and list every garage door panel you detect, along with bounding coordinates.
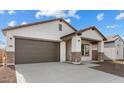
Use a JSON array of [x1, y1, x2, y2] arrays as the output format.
[[15, 38, 60, 64]]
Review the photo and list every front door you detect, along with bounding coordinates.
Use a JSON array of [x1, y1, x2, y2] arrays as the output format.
[[92, 50, 98, 60]]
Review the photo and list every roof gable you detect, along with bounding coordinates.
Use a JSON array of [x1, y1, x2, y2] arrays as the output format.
[[61, 26, 107, 41], [79, 26, 107, 41], [105, 35, 124, 43]]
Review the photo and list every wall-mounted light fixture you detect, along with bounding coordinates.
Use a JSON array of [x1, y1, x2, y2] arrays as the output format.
[[10, 37, 12, 40]]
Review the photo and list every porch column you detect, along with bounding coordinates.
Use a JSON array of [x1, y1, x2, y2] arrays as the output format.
[[60, 41, 66, 62], [98, 41, 104, 62], [71, 35, 81, 64]]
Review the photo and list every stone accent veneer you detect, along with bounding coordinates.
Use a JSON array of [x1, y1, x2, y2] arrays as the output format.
[[71, 52, 81, 62], [6, 52, 15, 65], [98, 52, 104, 62]]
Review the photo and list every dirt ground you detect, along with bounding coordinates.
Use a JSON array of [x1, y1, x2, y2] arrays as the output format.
[[91, 62, 124, 77], [0, 65, 16, 83]]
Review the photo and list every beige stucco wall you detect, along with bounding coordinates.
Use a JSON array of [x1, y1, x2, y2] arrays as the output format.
[[81, 29, 103, 41], [104, 41, 116, 60], [71, 35, 81, 52], [60, 41, 66, 62], [104, 47, 116, 60], [92, 44, 98, 50], [98, 41, 104, 52], [115, 38, 124, 59], [66, 40, 71, 61], [5, 20, 75, 52]]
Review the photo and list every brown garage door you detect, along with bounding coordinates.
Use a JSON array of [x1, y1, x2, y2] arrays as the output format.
[[15, 38, 60, 64]]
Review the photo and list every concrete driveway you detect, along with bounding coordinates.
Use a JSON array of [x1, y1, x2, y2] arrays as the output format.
[[15, 62, 124, 83]]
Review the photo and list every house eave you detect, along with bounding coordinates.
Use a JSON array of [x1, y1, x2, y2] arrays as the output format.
[[81, 37, 101, 42], [2, 18, 78, 32]]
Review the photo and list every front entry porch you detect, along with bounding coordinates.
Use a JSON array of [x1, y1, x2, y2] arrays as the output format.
[[62, 35, 104, 64], [60, 26, 106, 64]]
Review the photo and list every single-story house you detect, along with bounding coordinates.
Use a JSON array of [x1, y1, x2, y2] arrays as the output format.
[[1, 18, 115, 65], [104, 35, 124, 61]]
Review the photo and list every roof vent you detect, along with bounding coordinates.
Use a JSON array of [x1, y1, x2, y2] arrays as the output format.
[[92, 27, 95, 30], [60, 19, 63, 22]]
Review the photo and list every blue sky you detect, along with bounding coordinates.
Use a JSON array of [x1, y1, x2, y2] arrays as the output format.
[[0, 10, 124, 44]]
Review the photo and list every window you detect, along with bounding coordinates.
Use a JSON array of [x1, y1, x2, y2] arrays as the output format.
[[59, 24, 62, 31], [81, 44, 90, 56], [81, 44, 85, 56]]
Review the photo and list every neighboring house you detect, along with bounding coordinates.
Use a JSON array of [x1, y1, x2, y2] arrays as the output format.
[[104, 35, 124, 61], [2, 18, 106, 65]]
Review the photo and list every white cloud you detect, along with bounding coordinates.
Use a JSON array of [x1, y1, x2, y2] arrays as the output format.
[[0, 10, 5, 14], [67, 10, 80, 19], [106, 24, 122, 29], [96, 13, 104, 21], [35, 10, 79, 19], [0, 10, 16, 15], [8, 21, 16, 27], [35, 10, 65, 19], [8, 10, 16, 15], [21, 21, 27, 25], [65, 18, 71, 23], [115, 12, 124, 20]]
